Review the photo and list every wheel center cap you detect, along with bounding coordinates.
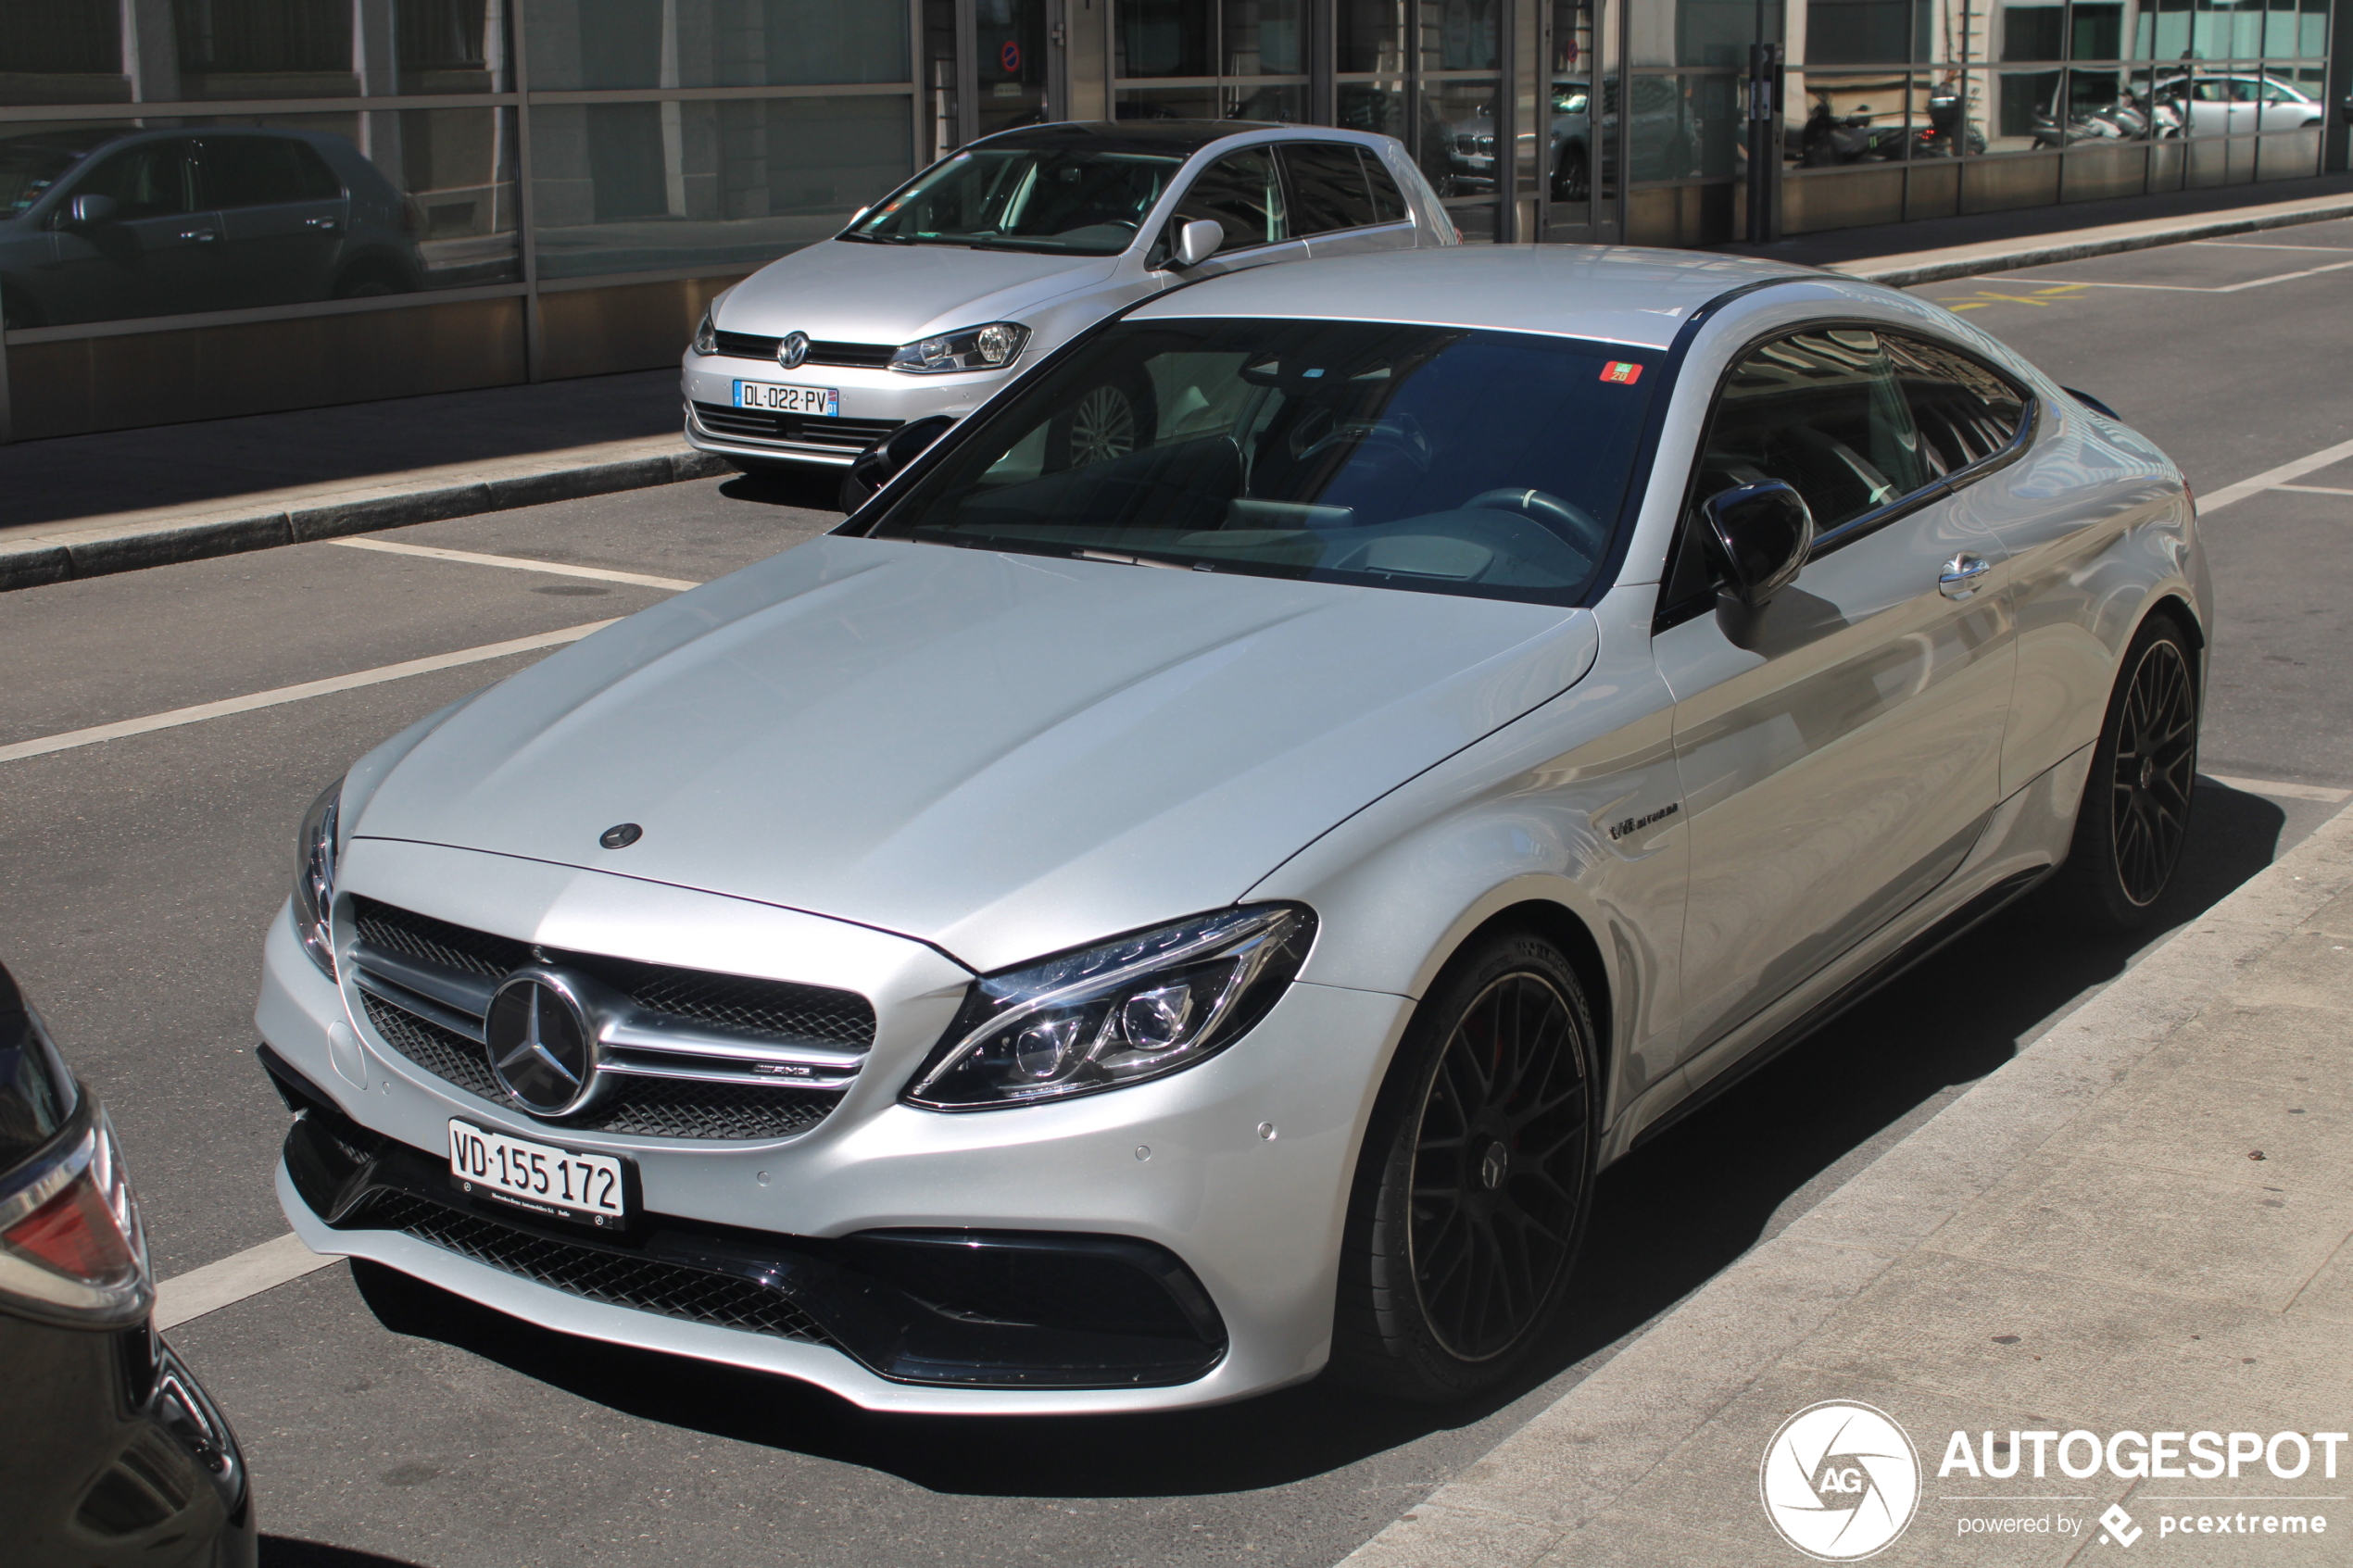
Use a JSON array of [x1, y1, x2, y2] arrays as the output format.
[[2138, 756, 2156, 789], [1478, 1139, 1511, 1191]]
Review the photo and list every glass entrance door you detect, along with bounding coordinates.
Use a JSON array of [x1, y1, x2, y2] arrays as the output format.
[[1541, 0, 1621, 241], [975, 0, 1054, 138]]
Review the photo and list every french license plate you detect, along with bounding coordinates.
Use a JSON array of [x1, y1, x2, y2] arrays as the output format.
[[734, 380, 839, 416], [448, 1118, 629, 1228]]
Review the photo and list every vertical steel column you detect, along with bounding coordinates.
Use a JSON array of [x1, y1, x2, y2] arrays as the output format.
[[511, 0, 545, 383], [1745, 40, 1783, 241], [2329, 0, 2352, 170], [956, 0, 980, 145]]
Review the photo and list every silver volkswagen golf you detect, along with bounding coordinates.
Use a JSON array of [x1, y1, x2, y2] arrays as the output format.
[[678, 119, 1453, 493], [259, 245, 2206, 1413]]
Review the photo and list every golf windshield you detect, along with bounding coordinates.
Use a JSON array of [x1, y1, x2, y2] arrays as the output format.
[[842, 147, 1184, 256], [867, 319, 1660, 605]]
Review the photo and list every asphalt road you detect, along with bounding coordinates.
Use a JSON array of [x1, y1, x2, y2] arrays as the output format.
[[2, 225, 2349, 1568]]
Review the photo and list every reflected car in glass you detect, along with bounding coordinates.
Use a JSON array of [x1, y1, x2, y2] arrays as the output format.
[[678, 119, 1453, 495], [260, 246, 2206, 1412], [1, 961, 254, 1566], [0, 126, 423, 330]]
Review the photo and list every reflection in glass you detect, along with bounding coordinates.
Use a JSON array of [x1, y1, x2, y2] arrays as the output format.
[[521, 0, 906, 91], [531, 94, 912, 280], [1227, 82, 1309, 121], [1337, 0, 1405, 73], [1226, 1, 1305, 74], [1118, 84, 1222, 120], [844, 139, 1182, 255], [0, 108, 518, 328], [1117, 0, 1213, 77]]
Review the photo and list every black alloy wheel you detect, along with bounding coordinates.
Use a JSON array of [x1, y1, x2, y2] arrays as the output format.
[[1333, 931, 1597, 1401], [2062, 612, 2198, 931]]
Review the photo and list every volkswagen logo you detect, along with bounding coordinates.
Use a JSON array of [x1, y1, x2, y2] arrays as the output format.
[[776, 331, 811, 370], [484, 970, 601, 1117]]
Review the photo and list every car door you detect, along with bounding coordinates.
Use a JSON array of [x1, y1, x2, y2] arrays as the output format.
[[1282, 141, 1420, 258], [1653, 327, 2016, 1066], [1156, 145, 1307, 278], [196, 133, 349, 309], [44, 137, 212, 322]]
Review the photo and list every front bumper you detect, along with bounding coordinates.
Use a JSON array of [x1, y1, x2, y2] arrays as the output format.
[[679, 351, 1012, 469], [256, 864, 1411, 1414]]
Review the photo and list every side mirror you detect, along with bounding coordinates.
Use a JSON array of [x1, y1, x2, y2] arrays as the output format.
[[1172, 218, 1225, 269], [1698, 480, 1814, 608], [846, 413, 955, 507], [69, 193, 118, 226]]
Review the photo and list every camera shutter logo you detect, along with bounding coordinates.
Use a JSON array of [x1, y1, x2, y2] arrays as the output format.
[[1760, 1400, 1921, 1561]]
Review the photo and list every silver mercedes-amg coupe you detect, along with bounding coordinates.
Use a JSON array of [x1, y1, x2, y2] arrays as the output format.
[[258, 245, 2207, 1413]]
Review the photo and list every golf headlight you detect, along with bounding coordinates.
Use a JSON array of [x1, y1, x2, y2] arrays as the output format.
[[888, 321, 1029, 374], [691, 309, 718, 356], [904, 905, 1315, 1110], [292, 779, 342, 978]]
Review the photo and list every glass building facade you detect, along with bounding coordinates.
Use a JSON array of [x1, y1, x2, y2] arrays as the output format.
[[1, 0, 2343, 442]]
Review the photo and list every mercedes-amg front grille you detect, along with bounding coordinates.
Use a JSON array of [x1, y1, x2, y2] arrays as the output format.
[[348, 897, 867, 1142], [368, 1192, 835, 1346]]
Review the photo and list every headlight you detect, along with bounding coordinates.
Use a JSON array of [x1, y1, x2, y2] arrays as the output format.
[[888, 320, 1029, 374], [691, 308, 718, 356], [903, 905, 1315, 1110], [292, 779, 342, 978]]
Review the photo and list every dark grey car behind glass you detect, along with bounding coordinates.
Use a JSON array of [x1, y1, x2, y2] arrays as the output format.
[[0, 125, 421, 329], [0, 962, 255, 1568]]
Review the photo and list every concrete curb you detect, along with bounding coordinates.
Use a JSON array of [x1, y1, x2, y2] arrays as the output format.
[[1336, 798, 2353, 1567], [1832, 194, 2353, 288], [0, 445, 733, 594]]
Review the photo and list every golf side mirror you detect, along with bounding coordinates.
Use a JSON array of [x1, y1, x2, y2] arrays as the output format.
[[1698, 480, 1814, 608], [69, 193, 119, 225], [1172, 219, 1225, 269], [847, 414, 955, 502]]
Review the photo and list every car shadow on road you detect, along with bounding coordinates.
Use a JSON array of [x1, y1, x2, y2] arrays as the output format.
[[350, 783, 2285, 1498], [716, 466, 847, 516]]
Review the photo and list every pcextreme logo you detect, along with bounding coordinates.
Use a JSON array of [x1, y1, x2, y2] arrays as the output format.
[[1760, 1401, 1922, 1561]]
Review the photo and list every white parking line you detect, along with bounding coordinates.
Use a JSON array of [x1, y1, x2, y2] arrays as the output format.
[[2199, 433, 2353, 515], [2006, 258, 2353, 293], [155, 1231, 338, 1330], [333, 536, 701, 592], [2273, 483, 2353, 497], [2206, 774, 2353, 804], [2190, 240, 2353, 253], [0, 620, 615, 765]]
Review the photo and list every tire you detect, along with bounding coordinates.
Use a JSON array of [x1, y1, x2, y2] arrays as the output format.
[[2058, 611, 2199, 932], [1043, 370, 1154, 470], [1330, 930, 1599, 1402]]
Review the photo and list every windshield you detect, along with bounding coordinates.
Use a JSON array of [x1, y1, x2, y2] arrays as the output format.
[[868, 319, 1659, 605], [843, 146, 1183, 255], [0, 139, 86, 219]]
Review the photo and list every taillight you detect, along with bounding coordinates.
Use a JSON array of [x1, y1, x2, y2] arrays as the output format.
[[0, 1111, 151, 1327]]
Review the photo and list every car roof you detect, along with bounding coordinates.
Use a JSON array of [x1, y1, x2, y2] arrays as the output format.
[[972, 119, 1377, 159], [1127, 245, 1823, 352]]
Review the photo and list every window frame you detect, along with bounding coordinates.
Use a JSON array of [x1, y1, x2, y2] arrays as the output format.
[[1274, 139, 1393, 238], [1652, 319, 2040, 635], [1157, 143, 1295, 264]]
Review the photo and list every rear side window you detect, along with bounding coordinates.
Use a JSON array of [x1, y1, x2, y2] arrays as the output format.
[[1692, 329, 1931, 534], [1885, 333, 2027, 477], [1362, 149, 1409, 222], [200, 136, 343, 209], [1281, 142, 1378, 233], [1172, 148, 1288, 251]]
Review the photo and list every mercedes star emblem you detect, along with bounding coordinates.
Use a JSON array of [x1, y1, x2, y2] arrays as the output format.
[[776, 331, 811, 370], [484, 970, 599, 1117]]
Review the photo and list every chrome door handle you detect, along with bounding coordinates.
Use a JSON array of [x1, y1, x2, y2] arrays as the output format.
[[304, 216, 339, 231], [180, 229, 218, 242], [1938, 553, 1991, 600]]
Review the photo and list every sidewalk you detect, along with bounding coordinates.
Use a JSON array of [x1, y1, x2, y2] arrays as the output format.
[[1340, 802, 2353, 1567], [6, 176, 2353, 594]]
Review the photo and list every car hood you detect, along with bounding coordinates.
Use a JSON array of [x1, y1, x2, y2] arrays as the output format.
[[719, 240, 1124, 345], [354, 536, 1599, 972]]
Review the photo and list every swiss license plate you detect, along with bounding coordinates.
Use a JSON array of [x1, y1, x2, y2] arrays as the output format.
[[734, 380, 839, 416], [448, 1118, 629, 1228]]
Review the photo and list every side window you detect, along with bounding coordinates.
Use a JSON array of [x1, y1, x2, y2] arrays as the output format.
[[1281, 142, 1378, 234], [1169, 148, 1288, 253], [1692, 330, 1930, 533], [201, 137, 343, 210], [1884, 333, 2028, 478], [69, 140, 191, 220], [1360, 148, 1409, 223]]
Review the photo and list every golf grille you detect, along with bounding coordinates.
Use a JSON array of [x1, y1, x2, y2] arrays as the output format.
[[691, 402, 901, 450]]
